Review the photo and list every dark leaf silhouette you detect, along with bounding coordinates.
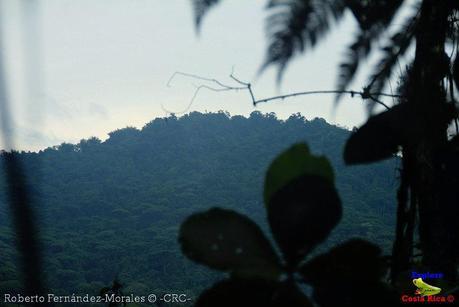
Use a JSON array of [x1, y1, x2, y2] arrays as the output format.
[[300, 239, 383, 285], [453, 53, 459, 90], [344, 104, 405, 164], [264, 143, 334, 205], [271, 282, 314, 307], [191, 0, 221, 30], [435, 135, 459, 276], [311, 280, 399, 307], [345, 102, 454, 165], [195, 279, 278, 307], [195, 278, 312, 307], [263, 0, 346, 82], [267, 174, 342, 267], [179, 208, 282, 279], [265, 144, 341, 266], [300, 239, 398, 307]]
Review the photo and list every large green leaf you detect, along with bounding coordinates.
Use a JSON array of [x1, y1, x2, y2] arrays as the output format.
[[195, 278, 313, 307], [264, 143, 334, 206], [179, 208, 282, 279]]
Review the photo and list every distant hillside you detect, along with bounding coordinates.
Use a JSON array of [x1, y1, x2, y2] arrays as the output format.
[[0, 111, 398, 297]]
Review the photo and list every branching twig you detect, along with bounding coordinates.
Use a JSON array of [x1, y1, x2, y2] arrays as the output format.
[[167, 71, 246, 91], [164, 70, 402, 114], [162, 72, 246, 115]]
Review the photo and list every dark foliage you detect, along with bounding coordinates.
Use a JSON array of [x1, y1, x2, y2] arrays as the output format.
[[262, 0, 347, 82], [336, 0, 405, 102]]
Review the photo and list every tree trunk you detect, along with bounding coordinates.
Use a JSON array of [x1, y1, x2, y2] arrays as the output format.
[[410, 0, 454, 281]]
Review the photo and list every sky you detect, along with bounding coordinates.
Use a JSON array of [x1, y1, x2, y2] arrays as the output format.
[[0, 0, 413, 151]]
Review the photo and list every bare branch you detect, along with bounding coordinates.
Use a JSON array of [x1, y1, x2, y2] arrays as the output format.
[[229, 73, 249, 86], [165, 70, 401, 114], [161, 83, 238, 115], [228, 73, 258, 105], [254, 89, 392, 110], [167, 71, 245, 91], [163, 71, 246, 115]]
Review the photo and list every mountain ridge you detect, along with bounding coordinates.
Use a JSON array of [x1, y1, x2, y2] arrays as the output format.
[[0, 111, 397, 298]]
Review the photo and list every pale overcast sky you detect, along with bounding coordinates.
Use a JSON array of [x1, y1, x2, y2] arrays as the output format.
[[0, 0, 413, 151]]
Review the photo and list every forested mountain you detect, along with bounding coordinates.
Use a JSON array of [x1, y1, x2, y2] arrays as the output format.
[[0, 111, 398, 298]]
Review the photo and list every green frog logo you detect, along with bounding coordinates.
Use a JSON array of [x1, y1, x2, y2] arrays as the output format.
[[413, 278, 441, 296]]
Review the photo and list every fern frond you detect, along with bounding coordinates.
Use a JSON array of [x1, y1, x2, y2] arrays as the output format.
[[346, 0, 404, 30], [191, 0, 221, 30], [365, 8, 420, 110], [447, 10, 459, 45], [453, 50, 459, 90], [263, 0, 346, 82], [335, 30, 375, 102], [334, 0, 405, 102]]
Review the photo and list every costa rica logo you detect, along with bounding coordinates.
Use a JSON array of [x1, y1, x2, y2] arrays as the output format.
[[400, 272, 455, 304]]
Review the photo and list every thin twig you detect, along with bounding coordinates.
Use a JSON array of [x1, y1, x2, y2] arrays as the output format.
[[165, 71, 400, 114], [162, 71, 247, 115], [254, 89, 392, 109], [161, 83, 239, 115], [167, 71, 245, 91], [229, 73, 257, 105]]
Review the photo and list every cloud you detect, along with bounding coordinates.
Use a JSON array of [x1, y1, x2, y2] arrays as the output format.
[[87, 102, 109, 119], [1, 124, 64, 151]]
